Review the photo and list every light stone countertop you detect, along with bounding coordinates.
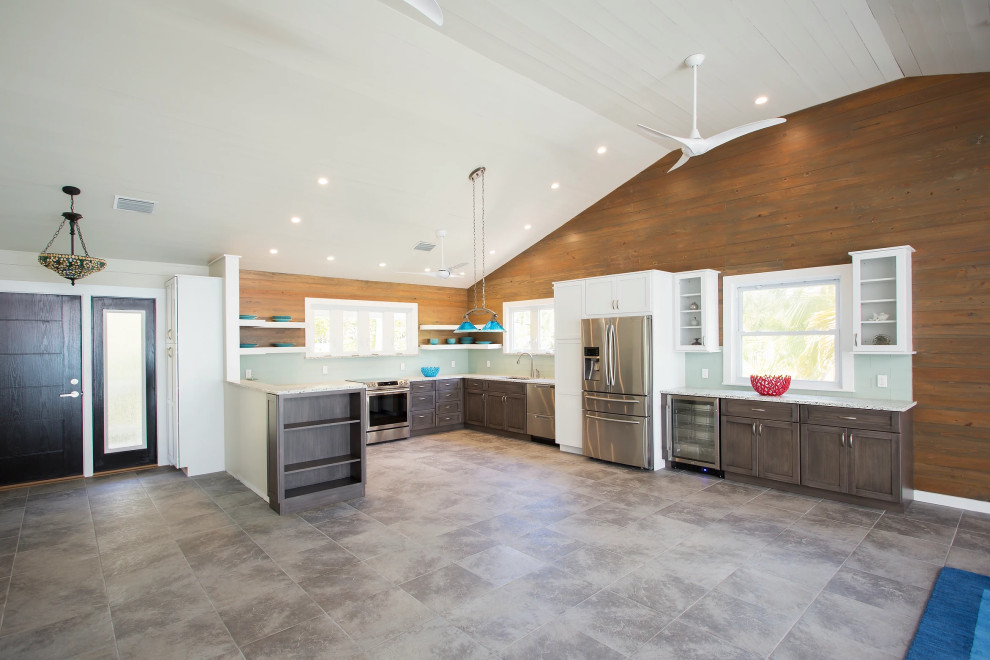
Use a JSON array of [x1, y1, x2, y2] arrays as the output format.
[[229, 380, 366, 395], [408, 373, 555, 385], [658, 387, 916, 412]]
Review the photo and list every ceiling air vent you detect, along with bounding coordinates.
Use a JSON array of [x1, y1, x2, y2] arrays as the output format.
[[413, 241, 436, 252], [113, 195, 156, 214]]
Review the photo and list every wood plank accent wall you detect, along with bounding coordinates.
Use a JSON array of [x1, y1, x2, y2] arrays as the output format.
[[474, 74, 990, 501], [239, 270, 465, 345]]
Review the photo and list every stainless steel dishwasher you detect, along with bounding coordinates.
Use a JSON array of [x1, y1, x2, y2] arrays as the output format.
[[526, 383, 555, 441]]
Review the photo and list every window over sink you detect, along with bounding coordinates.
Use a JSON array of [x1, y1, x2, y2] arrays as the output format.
[[305, 298, 418, 358], [503, 298, 554, 355]]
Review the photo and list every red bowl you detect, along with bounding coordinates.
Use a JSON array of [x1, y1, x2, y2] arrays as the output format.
[[750, 374, 791, 396]]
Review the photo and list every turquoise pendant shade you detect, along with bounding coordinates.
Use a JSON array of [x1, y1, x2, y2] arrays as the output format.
[[479, 318, 506, 333], [455, 320, 479, 333]]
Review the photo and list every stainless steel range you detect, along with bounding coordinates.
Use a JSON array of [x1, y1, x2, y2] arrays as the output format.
[[347, 378, 410, 444]]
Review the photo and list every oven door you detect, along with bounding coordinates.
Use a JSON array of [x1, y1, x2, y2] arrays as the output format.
[[367, 389, 409, 431]]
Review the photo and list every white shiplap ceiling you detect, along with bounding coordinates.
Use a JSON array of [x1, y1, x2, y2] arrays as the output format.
[[0, 0, 987, 286]]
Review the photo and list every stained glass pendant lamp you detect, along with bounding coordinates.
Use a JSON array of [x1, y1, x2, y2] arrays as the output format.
[[456, 166, 505, 333], [38, 186, 107, 285]]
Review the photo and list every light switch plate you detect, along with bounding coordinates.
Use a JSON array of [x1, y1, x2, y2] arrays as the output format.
[[322, 366, 328, 375], [245, 369, 252, 379], [877, 374, 888, 388], [400, 363, 405, 371], [487, 360, 491, 368], [702, 368, 709, 379], [451, 360, 455, 368]]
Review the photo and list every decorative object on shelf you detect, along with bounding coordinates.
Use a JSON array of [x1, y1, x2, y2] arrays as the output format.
[[477, 340, 492, 344], [446, 338, 457, 344], [691, 338, 702, 346], [873, 334, 891, 345], [750, 374, 792, 396], [420, 366, 440, 377], [240, 343, 258, 348], [239, 314, 258, 320], [689, 302, 699, 310], [690, 316, 700, 326], [428, 338, 439, 345], [271, 315, 292, 322], [455, 166, 506, 333], [869, 312, 890, 322], [460, 337, 474, 344], [38, 186, 107, 285], [272, 342, 295, 347]]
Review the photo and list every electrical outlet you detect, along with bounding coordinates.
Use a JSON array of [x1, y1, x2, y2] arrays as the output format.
[[322, 366, 328, 375], [487, 360, 491, 368], [245, 369, 252, 379], [450, 360, 455, 368], [877, 374, 888, 388], [701, 368, 709, 379], [400, 362, 405, 371]]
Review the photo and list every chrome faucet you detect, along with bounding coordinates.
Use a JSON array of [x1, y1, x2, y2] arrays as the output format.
[[516, 352, 539, 379]]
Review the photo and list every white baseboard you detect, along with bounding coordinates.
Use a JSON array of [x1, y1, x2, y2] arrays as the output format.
[[913, 490, 990, 514], [227, 469, 269, 503]]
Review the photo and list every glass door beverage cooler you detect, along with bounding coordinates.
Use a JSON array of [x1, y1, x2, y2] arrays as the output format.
[[666, 395, 720, 471]]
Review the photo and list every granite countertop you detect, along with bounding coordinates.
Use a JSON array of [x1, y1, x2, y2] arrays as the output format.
[[658, 387, 916, 412], [409, 373, 555, 385], [230, 380, 366, 395]]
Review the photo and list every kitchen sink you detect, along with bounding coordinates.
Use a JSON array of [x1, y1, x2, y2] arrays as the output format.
[[503, 376, 530, 380]]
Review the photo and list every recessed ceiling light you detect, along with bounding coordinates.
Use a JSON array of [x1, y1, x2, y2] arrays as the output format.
[[317, 177, 328, 185], [459, 272, 465, 276], [424, 268, 431, 272], [550, 182, 560, 190], [597, 146, 607, 154], [326, 256, 335, 261], [755, 96, 768, 105], [524, 224, 532, 230], [379, 262, 386, 267], [269, 248, 278, 254], [290, 216, 301, 224], [489, 249, 495, 255]]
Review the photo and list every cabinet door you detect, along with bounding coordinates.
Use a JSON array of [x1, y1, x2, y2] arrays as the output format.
[[849, 430, 899, 502], [555, 339, 583, 397], [584, 278, 616, 317], [614, 273, 651, 314], [556, 393, 582, 451], [720, 416, 757, 476], [485, 394, 507, 430], [505, 394, 527, 433], [465, 391, 486, 426], [800, 424, 846, 494], [165, 278, 177, 344], [554, 281, 585, 340], [757, 421, 801, 484], [411, 410, 436, 431]]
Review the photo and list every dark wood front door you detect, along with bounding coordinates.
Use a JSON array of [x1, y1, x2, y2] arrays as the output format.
[[0, 292, 83, 485]]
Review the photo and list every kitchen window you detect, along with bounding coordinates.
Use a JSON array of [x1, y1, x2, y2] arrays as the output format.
[[503, 298, 554, 354], [305, 298, 417, 357], [723, 265, 854, 391]]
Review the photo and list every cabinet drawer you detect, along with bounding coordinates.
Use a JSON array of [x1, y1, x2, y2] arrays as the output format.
[[436, 379, 461, 392], [411, 381, 435, 394], [721, 399, 798, 422], [801, 406, 898, 432], [465, 379, 486, 392], [410, 411, 435, 430], [436, 389, 461, 404], [488, 380, 526, 395], [436, 401, 461, 415], [436, 412, 463, 426], [411, 393, 436, 411]]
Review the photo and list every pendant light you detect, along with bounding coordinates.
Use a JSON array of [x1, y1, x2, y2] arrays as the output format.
[[38, 186, 107, 285], [455, 166, 505, 333]]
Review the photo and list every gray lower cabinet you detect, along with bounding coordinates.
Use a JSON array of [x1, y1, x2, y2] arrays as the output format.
[[720, 400, 800, 484], [410, 379, 463, 435], [266, 388, 366, 515], [465, 379, 527, 434]]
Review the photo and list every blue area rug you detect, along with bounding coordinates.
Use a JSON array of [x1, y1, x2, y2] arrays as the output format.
[[907, 567, 990, 659]]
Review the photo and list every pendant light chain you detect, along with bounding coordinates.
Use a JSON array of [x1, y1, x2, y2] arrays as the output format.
[[480, 168, 487, 310], [471, 171, 478, 310], [42, 218, 68, 253]]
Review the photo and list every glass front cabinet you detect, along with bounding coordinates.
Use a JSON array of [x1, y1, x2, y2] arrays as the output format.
[[673, 269, 719, 351], [667, 395, 720, 469], [850, 246, 914, 354]]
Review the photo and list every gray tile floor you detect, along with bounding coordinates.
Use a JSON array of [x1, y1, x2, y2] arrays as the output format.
[[1, 429, 989, 659]]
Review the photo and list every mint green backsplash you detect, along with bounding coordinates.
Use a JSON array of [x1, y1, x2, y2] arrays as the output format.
[[240, 351, 474, 384], [683, 352, 913, 400], [468, 350, 555, 378]]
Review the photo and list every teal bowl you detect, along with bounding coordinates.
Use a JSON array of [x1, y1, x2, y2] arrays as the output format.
[[421, 366, 440, 377], [429, 338, 439, 345], [446, 338, 457, 344]]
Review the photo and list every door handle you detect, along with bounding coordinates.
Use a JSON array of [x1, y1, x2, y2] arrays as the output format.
[[840, 416, 857, 420], [841, 432, 846, 448], [751, 408, 766, 412], [585, 395, 638, 403], [751, 422, 756, 435], [60, 391, 81, 398], [586, 414, 641, 425], [854, 332, 859, 346], [849, 433, 854, 448]]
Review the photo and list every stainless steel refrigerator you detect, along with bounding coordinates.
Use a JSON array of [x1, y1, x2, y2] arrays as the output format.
[[581, 315, 653, 468]]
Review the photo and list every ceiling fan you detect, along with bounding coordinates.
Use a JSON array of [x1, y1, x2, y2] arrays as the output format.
[[400, 229, 467, 279], [637, 53, 786, 173], [402, 0, 443, 26]]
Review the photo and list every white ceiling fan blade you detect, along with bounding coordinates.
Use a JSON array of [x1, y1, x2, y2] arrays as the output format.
[[448, 261, 468, 270], [705, 117, 786, 150], [398, 271, 443, 277], [667, 151, 691, 173], [402, 0, 443, 25], [637, 124, 699, 152]]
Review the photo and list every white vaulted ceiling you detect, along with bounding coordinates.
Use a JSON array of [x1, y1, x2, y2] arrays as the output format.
[[0, 0, 987, 286]]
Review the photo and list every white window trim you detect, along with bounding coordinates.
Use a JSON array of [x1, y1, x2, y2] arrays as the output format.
[[502, 298, 555, 356], [722, 265, 854, 392], [304, 297, 418, 358]]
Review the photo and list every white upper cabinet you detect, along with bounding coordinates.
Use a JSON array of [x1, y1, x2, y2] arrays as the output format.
[[673, 270, 720, 351], [553, 280, 585, 341], [851, 246, 914, 354], [584, 271, 652, 317]]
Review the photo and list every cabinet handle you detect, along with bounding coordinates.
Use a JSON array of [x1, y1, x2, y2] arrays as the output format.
[[840, 416, 857, 420], [849, 433, 854, 448], [751, 408, 766, 412], [167, 329, 173, 340], [841, 432, 846, 448], [751, 422, 757, 435], [854, 333, 859, 347], [168, 347, 174, 357], [758, 423, 763, 434]]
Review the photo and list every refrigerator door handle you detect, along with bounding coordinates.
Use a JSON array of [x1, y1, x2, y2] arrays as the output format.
[[609, 323, 617, 387], [585, 395, 639, 403], [585, 414, 641, 425]]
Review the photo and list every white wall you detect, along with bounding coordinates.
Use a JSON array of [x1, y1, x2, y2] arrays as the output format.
[[0, 249, 209, 477]]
